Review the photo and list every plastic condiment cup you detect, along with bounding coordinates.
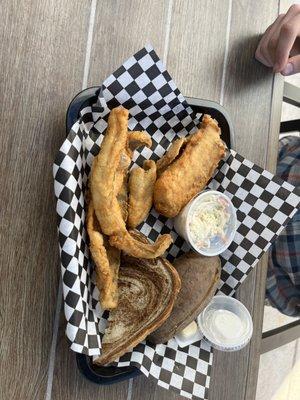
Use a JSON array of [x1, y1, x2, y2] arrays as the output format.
[[173, 190, 237, 256], [197, 295, 253, 352]]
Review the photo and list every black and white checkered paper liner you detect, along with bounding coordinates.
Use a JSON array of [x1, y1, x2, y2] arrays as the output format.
[[53, 45, 300, 400]]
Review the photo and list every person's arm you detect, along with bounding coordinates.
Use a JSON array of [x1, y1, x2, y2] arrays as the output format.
[[255, 4, 300, 75]]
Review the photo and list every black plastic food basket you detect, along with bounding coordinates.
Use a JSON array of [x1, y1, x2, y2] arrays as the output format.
[[66, 87, 234, 385]]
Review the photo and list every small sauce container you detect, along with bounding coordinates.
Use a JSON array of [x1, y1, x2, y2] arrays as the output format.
[[174, 190, 237, 256], [197, 295, 253, 351]]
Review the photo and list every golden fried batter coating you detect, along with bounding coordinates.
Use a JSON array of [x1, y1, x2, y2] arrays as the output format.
[[154, 115, 226, 218], [127, 130, 152, 156], [90, 107, 172, 258], [128, 160, 157, 229], [86, 200, 120, 310], [156, 137, 187, 176]]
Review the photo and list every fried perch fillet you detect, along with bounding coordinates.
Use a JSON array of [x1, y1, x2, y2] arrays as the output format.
[[90, 107, 172, 258], [86, 124, 151, 306], [156, 137, 187, 177], [127, 130, 152, 156], [154, 115, 226, 218], [128, 160, 157, 229], [86, 200, 120, 310], [90, 107, 129, 234], [115, 151, 131, 221], [115, 131, 152, 222]]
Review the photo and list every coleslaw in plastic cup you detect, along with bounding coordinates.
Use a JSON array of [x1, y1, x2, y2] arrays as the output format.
[[174, 190, 237, 256]]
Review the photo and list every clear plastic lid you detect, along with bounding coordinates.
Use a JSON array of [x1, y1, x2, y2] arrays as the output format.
[[174, 190, 237, 257], [197, 295, 253, 352]]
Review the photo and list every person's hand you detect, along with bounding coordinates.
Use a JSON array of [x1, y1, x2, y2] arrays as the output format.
[[255, 4, 300, 75]]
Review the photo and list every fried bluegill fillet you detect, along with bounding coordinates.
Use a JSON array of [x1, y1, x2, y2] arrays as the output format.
[[154, 115, 226, 218], [87, 200, 120, 310], [128, 160, 157, 229], [90, 107, 172, 258]]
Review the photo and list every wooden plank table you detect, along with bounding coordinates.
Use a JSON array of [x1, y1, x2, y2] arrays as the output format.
[[0, 1, 285, 399]]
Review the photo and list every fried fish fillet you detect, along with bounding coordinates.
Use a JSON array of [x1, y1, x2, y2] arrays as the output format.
[[127, 130, 152, 156], [128, 160, 157, 229], [87, 199, 120, 310], [156, 137, 187, 177], [90, 107, 172, 258], [115, 152, 131, 221], [154, 115, 226, 218], [115, 131, 152, 221]]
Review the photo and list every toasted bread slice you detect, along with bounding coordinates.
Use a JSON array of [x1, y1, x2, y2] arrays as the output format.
[[148, 252, 221, 344], [94, 253, 181, 365]]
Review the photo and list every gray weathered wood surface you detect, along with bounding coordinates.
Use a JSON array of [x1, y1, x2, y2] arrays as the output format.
[[210, 2, 283, 400], [0, 1, 285, 399], [166, 0, 229, 102], [52, 307, 129, 399], [0, 1, 90, 399], [88, 0, 169, 85]]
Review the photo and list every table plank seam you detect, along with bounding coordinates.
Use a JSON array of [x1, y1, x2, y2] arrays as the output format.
[[82, 0, 98, 89], [47, 1, 97, 398], [243, 74, 278, 400], [45, 279, 63, 400], [126, 378, 134, 400], [163, 0, 173, 65], [219, 0, 232, 106], [245, 71, 284, 399]]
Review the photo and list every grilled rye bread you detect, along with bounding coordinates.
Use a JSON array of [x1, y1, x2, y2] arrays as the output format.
[[94, 252, 181, 365], [148, 252, 221, 344]]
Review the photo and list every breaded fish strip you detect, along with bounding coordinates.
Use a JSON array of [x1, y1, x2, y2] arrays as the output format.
[[115, 131, 152, 221], [128, 160, 157, 229], [115, 152, 131, 221], [154, 115, 226, 218], [90, 107, 172, 258], [156, 137, 187, 176], [109, 230, 172, 259], [127, 131, 152, 156], [87, 200, 120, 310]]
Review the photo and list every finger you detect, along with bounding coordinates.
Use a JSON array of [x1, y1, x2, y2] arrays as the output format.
[[255, 24, 273, 64], [255, 47, 273, 67], [281, 54, 300, 75], [274, 14, 300, 72], [290, 36, 300, 56], [256, 15, 285, 66], [259, 6, 299, 68], [266, 12, 296, 63], [284, 3, 300, 19]]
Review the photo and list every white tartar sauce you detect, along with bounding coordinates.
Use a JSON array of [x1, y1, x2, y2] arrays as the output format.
[[206, 309, 244, 344]]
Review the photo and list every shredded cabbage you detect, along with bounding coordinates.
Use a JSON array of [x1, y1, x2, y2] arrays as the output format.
[[189, 195, 230, 249]]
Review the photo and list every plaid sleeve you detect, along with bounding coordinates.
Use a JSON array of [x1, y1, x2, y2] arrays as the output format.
[[266, 136, 300, 316]]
